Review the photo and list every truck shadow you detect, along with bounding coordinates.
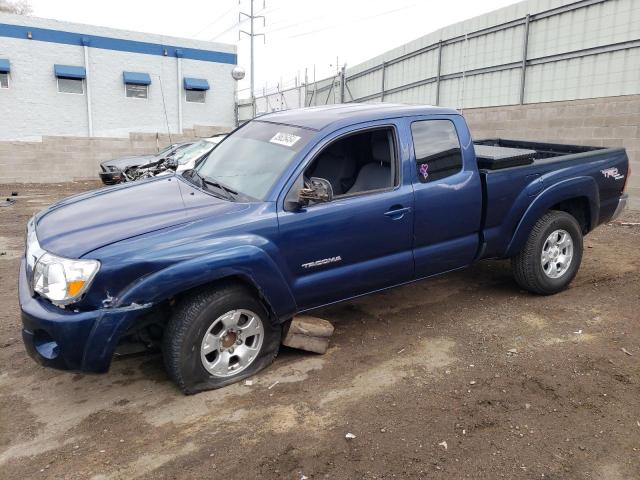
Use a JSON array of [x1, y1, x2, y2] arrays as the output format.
[[312, 259, 521, 323], [79, 259, 523, 391]]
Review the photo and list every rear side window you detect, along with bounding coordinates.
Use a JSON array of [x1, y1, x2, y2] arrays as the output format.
[[411, 120, 462, 183]]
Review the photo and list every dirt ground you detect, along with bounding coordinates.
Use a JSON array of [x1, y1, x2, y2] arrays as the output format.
[[0, 182, 639, 480]]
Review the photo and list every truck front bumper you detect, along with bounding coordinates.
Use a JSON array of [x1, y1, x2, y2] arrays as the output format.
[[19, 259, 152, 373]]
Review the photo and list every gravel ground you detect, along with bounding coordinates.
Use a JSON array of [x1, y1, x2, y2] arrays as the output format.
[[0, 182, 639, 480]]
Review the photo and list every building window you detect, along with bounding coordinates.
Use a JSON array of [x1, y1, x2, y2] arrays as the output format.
[[0, 58, 10, 88], [123, 72, 151, 99], [54, 65, 86, 95], [186, 89, 206, 103], [411, 119, 463, 183], [57, 77, 84, 94], [183, 77, 209, 104], [126, 83, 148, 99]]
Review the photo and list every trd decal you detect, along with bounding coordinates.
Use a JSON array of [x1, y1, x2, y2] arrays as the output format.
[[601, 167, 625, 180], [301, 256, 342, 269]]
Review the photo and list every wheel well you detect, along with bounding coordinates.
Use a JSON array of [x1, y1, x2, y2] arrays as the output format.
[[550, 197, 591, 234], [120, 275, 282, 350], [172, 275, 278, 322], [118, 275, 279, 351]]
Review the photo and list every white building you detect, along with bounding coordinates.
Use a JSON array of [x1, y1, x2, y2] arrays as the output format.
[[0, 13, 238, 141]]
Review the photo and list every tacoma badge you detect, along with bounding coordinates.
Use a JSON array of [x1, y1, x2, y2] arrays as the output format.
[[301, 256, 342, 269]]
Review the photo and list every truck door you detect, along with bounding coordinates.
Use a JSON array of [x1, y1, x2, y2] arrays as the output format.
[[277, 123, 415, 311], [409, 116, 483, 277]]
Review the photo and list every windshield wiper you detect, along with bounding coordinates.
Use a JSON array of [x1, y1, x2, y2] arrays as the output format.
[[184, 169, 237, 201], [204, 176, 240, 201]]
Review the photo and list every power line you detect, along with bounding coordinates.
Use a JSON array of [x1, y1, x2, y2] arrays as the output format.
[[262, 12, 333, 34], [191, 1, 238, 38], [208, 17, 247, 41], [266, 2, 425, 40], [249, 2, 426, 94]]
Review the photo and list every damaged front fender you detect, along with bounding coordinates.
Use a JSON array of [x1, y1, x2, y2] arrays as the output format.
[[113, 244, 298, 323]]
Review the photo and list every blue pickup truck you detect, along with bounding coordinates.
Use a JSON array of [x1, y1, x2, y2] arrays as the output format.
[[20, 104, 629, 393]]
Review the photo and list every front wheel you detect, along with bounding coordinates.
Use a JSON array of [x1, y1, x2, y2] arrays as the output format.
[[511, 210, 583, 295], [163, 284, 282, 394]]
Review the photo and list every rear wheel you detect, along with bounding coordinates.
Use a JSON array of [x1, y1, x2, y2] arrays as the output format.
[[163, 284, 282, 394], [511, 210, 583, 295]]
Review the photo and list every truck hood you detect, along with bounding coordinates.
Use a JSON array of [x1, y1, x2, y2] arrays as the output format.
[[35, 176, 249, 258]]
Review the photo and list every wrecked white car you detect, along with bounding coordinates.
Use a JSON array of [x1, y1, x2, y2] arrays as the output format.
[[98, 135, 226, 184]]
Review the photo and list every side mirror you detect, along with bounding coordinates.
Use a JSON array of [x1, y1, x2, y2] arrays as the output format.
[[299, 177, 333, 205]]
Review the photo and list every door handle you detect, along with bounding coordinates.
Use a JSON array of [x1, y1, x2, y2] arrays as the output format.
[[384, 206, 411, 219]]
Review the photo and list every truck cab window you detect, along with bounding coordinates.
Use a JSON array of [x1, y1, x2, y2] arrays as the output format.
[[411, 120, 462, 182], [305, 127, 396, 197]]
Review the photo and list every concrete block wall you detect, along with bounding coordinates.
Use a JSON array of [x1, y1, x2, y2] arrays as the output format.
[[2, 95, 638, 209], [0, 126, 229, 183], [464, 94, 640, 209]]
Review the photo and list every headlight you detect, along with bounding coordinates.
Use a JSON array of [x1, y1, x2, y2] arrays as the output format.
[[32, 253, 100, 305]]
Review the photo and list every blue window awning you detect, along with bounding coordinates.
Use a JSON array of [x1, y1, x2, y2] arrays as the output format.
[[54, 64, 86, 79], [123, 71, 151, 86], [0, 59, 9, 73], [183, 77, 210, 91]]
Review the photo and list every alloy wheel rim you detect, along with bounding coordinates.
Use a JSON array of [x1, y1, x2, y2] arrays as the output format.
[[200, 309, 264, 377], [541, 229, 574, 279]]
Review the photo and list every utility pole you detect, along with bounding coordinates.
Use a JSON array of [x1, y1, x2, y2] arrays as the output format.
[[329, 56, 340, 76], [239, 0, 265, 103], [340, 64, 346, 103]]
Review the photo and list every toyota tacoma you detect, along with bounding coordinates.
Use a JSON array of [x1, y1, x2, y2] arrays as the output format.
[[20, 104, 630, 394]]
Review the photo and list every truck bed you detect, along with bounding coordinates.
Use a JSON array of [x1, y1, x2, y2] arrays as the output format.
[[474, 139, 601, 170], [475, 139, 628, 260]]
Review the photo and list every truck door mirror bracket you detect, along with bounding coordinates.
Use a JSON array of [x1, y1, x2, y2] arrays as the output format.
[[298, 177, 333, 206]]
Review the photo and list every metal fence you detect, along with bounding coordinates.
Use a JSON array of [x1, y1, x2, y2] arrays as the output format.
[[238, 0, 640, 123]]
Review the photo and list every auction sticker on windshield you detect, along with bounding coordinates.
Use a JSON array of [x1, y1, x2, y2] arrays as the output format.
[[270, 132, 301, 147]]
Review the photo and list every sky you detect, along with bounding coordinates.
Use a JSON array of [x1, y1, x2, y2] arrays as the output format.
[[29, 0, 520, 96]]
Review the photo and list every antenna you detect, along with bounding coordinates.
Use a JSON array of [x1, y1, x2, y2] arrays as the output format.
[[157, 74, 172, 144], [239, 0, 266, 101]]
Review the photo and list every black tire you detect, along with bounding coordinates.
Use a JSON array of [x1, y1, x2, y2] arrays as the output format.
[[511, 210, 583, 295], [163, 283, 282, 394]]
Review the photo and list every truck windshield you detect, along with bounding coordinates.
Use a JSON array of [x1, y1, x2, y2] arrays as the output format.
[[195, 121, 312, 200]]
